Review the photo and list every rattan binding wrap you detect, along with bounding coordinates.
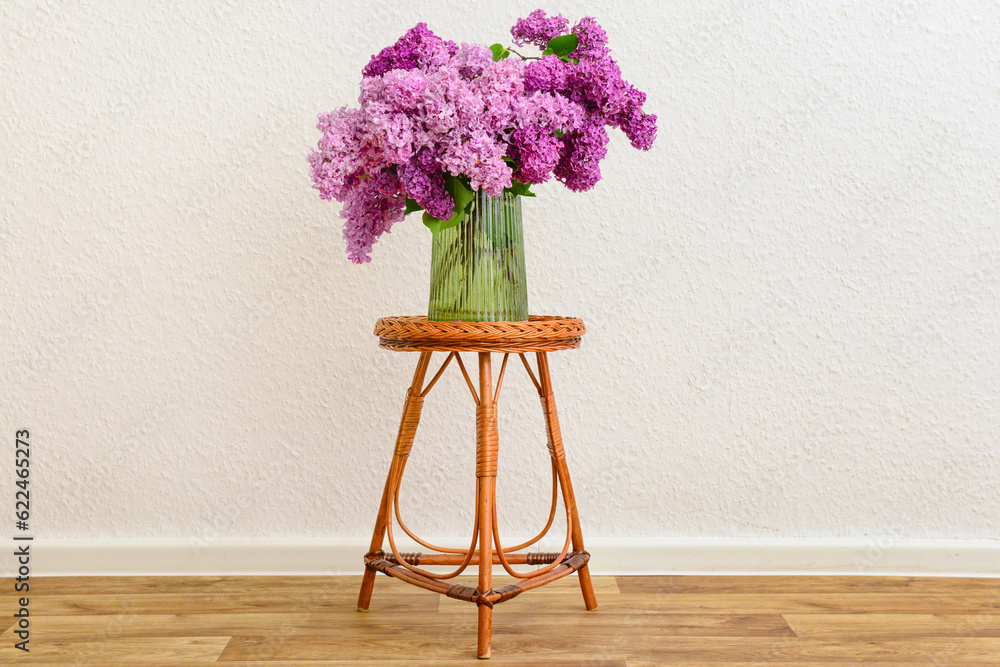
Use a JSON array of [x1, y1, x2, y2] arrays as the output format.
[[375, 315, 586, 352]]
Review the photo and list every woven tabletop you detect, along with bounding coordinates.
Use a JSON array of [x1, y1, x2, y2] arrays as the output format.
[[374, 315, 586, 352]]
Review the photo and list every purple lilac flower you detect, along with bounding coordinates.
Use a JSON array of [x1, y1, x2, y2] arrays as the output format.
[[510, 9, 569, 49], [571, 16, 610, 61], [575, 60, 632, 118], [621, 110, 658, 151], [339, 168, 406, 264], [523, 55, 569, 93], [363, 23, 457, 77], [398, 150, 453, 220], [554, 121, 609, 192], [511, 126, 562, 184]]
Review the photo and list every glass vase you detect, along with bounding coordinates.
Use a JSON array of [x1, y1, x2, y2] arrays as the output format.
[[428, 190, 528, 322]]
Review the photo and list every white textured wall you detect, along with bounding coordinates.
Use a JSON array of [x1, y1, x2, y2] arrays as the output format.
[[2, 0, 998, 554]]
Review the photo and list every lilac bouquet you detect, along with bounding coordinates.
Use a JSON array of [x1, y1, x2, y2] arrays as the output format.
[[309, 10, 657, 263]]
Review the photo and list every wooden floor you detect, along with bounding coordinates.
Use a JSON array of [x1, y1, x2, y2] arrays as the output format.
[[2, 574, 1000, 665]]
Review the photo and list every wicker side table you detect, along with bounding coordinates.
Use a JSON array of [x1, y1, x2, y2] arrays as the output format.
[[357, 316, 598, 659]]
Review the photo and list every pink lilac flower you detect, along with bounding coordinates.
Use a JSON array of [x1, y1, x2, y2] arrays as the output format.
[[309, 107, 366, 200], [439, 129, 511, 195], [510, 9, 569, 49], [418, 67, 463, 135], [471, 58, 526, 133], [518, 90, 585, 133], [359, 102, 416, 164], [371, 69, 428, 111]]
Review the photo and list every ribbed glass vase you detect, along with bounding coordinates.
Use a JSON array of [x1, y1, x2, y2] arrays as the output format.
[[428, 190, 528, 322]]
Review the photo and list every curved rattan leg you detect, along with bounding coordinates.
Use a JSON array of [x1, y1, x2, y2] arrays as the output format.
[[476, 352, 497, 658], [358, 351, 432, 612], [537, 351, 598, 611]]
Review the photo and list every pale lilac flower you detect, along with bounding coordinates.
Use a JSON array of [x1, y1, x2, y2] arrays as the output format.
[[452, 42, 494, 79]]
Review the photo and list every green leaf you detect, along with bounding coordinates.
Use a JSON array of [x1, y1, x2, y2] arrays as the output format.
[[422, 211, 449, 235], [504, 180, 536, 198], [422, 203, 467, 235], [404, 198, 423, 215], [423, 174, 476, 234], [445, 173, 475, 212], [545, 33, 579, 57], [489, 43, 510, 61]]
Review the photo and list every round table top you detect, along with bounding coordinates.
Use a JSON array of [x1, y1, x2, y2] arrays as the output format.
[[374, 315, 586, 352]]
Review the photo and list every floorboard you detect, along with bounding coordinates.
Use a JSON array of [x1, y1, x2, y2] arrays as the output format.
[[1, 574, 998, 663]]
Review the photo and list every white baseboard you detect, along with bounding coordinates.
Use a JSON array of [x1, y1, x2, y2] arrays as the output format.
[[5, 537, 1000, 577]]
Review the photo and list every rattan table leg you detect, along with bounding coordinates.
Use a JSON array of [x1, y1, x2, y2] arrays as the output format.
[[476, 352, 497, 659], [537, 351, 598, 611], [358, 351, 432, 612]]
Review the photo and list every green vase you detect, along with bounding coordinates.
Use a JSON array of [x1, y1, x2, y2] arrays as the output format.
[[428, 190, 528, 322]]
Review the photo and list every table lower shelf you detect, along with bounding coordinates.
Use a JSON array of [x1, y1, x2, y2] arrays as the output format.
[[364, 549, 591, 607]]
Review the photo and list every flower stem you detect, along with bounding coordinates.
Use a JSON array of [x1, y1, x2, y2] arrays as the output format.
[[508, 48, 541, 61]]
